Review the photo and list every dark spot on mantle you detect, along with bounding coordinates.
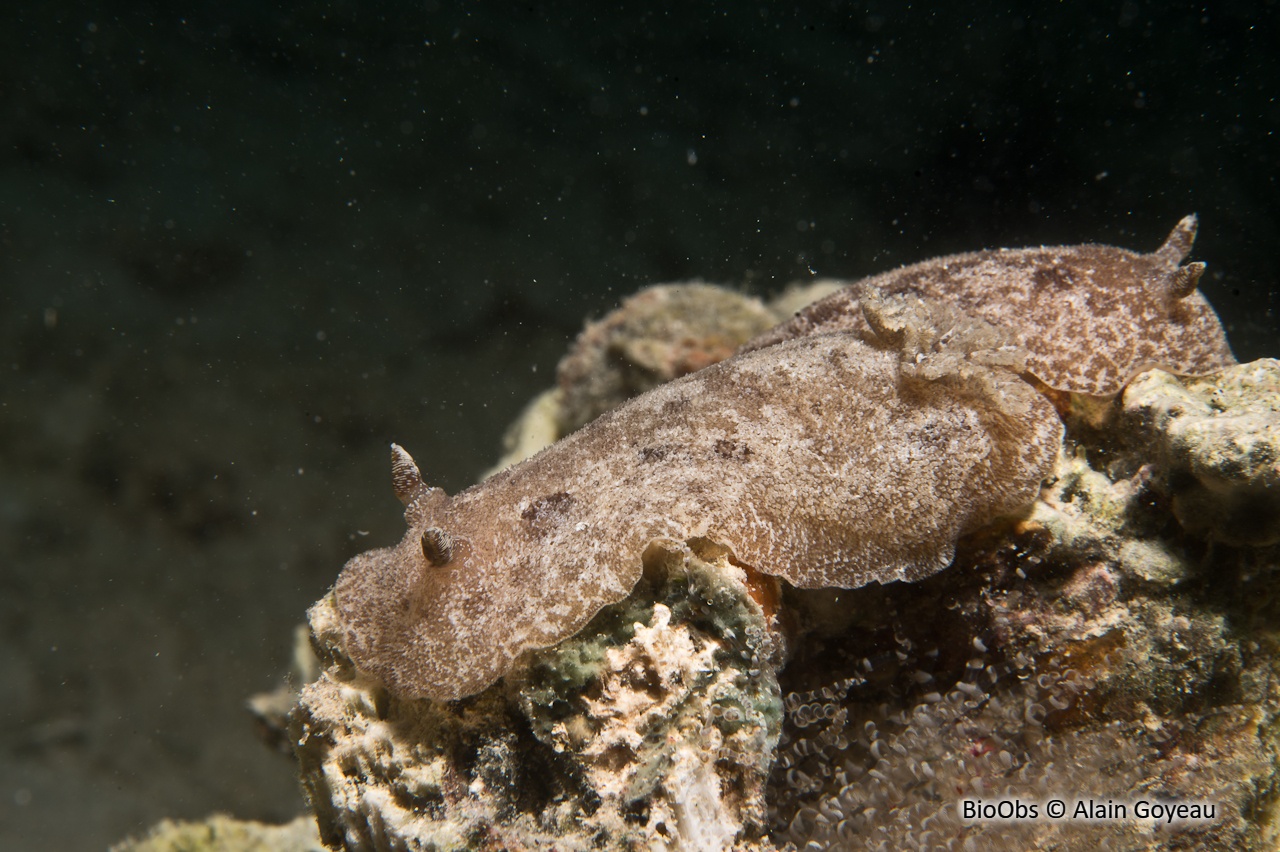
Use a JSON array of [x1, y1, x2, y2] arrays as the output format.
[[713, 439, 753, 461], [638, 445, 673, 463], [1032, 265, 1076, 290], [521, 491, 574, 523]]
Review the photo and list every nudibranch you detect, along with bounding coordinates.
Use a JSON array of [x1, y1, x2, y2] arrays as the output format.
[[333, 296, 1062, 700], [744, 215, 1235, 396]]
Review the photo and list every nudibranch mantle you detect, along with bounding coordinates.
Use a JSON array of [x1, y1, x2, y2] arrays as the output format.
[[334, 297, 1062, 700]]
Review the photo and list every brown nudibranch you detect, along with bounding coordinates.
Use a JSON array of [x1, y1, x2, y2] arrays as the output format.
[[333, 296, 1063, 701], [745, 215, 1235, 396]]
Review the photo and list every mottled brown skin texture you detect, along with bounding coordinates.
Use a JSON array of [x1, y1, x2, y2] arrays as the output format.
[[335, 306, 1063, 701], [745, 216, 1235, 396]]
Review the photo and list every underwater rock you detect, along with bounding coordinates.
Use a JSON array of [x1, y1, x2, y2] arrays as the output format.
[[757, 356, 1280, 851], [294, 546, 783, 851], [1122, 359, 1280, 545], [747, 216, 1235, 396], [768, 443, 1274, 851], [247, 625, 321, 755], [110, 814, 324, 852], [333, 295, 1061, 701], [485, 386, 564, 477]]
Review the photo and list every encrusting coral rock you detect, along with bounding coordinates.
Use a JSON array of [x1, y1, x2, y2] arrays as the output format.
[[746, 215, 1235, 396], [763, 427, 1280, 851], [1122, 359, 1280, 545], [332, 294, 1061, 701], [294, 545, 784, 851], [110, 814, 324, 852]]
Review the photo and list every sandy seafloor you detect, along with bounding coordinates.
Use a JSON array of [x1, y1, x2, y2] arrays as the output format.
[[0, 2, 1276, 848]]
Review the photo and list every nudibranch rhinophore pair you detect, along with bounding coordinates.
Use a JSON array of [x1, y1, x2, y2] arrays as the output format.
[[332, 217, 1235, 701]]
